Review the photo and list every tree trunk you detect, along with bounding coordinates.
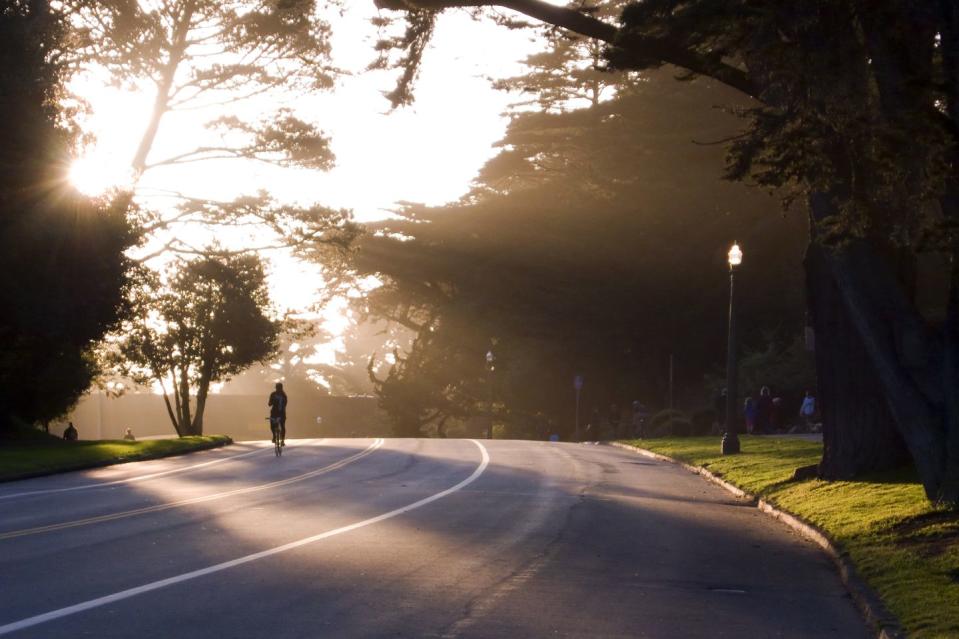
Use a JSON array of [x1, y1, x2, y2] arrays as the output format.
[[805, 241, 910, 478], [937, 0, 959, 504], [941, 249, 959, 500], [131, 1, 196, 176], [806, 194, 959, 503], [177, 368, 199, 435], [191, 377, 210, 436], [161, 391, 184, 437], [170, 377, 186, 435]]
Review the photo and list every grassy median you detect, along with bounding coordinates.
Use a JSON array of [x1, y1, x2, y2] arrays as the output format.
[[0, 434, 232, 482], [623, 435, 958, 638]]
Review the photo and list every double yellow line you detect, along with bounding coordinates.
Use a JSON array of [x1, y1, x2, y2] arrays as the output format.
[[0, 439, 384, 541]]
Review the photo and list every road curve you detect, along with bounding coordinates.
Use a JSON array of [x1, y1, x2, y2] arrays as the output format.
[[0, 438, 869, 638]]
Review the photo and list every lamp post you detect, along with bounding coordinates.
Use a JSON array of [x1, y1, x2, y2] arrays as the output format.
[[721, 242, 743, 455], [486, 349, 495, 440]]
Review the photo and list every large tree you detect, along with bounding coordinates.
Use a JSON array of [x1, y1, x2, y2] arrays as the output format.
[[373, 0, 959, 504], [108, 254, 280, 435], [0, 0, 136, 434]]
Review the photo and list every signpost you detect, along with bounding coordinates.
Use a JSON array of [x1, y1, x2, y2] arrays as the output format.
[[487, 350, 495, 440], [574, 374, 584, 441]]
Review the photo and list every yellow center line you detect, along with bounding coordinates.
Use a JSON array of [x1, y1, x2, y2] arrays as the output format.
[[0, 439, 384, 541]]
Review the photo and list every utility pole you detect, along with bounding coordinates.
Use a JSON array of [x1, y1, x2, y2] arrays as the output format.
[[668, 353, 674, 410]]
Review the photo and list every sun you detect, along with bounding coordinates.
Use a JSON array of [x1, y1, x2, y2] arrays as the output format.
[[69, 155, 134, 196]]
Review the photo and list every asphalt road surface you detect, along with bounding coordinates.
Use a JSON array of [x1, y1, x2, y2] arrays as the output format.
[[0, 438, 871, 638]]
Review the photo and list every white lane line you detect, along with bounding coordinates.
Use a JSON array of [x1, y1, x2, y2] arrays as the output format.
[[0, 440, 325, 501], [0, 439, 489, 637], [0, 439, 382, 541]]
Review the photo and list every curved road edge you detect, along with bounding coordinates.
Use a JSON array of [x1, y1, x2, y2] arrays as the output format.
[[0, 439, 490, 637], [606, 441, 904, 639]]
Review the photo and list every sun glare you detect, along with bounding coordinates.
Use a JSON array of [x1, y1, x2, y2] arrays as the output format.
[[69, 156, 134, 196]]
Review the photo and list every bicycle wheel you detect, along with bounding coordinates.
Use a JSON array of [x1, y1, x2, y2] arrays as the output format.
[[270, 419, 282, 456]]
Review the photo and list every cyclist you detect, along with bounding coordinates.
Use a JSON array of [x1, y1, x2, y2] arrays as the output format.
[[268, 382, 288, 446]]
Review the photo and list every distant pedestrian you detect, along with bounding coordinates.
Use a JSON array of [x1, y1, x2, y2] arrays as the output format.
[[800, 391, 817, 428], [771, 397, 783, 432], [755, 386, 773, 434], [631, 400, 649, 438], [585, 408, 601, 440], [743, 397, 757, 434], [123, 428, 136, 441], [63, 422, 78, 441]]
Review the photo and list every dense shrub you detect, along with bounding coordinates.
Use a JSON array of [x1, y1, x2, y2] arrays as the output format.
[[647, 409, 693, 437], [689, 407, 717, 436]]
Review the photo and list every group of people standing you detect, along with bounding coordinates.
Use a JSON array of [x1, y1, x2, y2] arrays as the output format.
[[715, 387, 818, 435], [742, 387, 817, 434], [743, 386, 779, 434]]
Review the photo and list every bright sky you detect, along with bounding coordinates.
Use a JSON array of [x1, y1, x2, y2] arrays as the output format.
[[72, 3, 540, 222]]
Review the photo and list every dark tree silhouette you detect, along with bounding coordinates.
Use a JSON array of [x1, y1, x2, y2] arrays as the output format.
[[0, 0, 136, 434]]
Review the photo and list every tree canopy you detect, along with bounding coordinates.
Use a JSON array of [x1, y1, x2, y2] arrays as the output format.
[[107, 254, 279, 435], [60, 0, 357, 263]]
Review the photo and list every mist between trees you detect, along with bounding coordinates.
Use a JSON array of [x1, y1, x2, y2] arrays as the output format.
[[357, 70, 811, 441]]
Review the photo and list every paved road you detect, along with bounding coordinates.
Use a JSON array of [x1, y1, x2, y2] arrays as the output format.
[[0, 438, 870, 638]]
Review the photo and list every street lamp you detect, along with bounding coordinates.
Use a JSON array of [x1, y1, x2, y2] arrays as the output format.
[[722, 242, 742, 455], [486, 349, 495, 440]]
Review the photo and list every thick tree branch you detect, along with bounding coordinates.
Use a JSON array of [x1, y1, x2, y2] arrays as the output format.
[[373, 0, 757, 97]]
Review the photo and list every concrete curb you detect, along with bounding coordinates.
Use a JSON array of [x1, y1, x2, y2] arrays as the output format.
[[0, 436, 234, 484], [607, 441, 905, 639]]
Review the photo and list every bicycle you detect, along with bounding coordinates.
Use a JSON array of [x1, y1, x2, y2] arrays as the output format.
[[267, 416, 283, 457]]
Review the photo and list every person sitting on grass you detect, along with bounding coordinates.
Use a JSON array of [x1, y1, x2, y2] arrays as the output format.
[[63, 422, 78, 441], [123, 428, 136, 441]]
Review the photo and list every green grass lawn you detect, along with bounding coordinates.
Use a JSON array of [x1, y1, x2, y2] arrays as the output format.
[[0, 435, 232, 482], [623, 435, 959, 638]]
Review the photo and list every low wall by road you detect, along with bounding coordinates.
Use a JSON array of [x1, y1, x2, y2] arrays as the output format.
[[61, 392, 390, 441]]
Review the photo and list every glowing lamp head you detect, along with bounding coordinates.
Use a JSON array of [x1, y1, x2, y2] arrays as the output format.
[[486, 350, 494, 365], [728, 242, 743, 268]]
